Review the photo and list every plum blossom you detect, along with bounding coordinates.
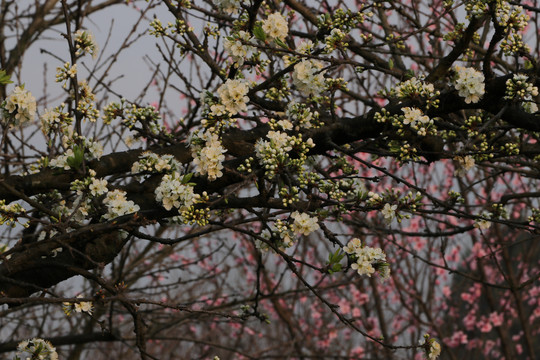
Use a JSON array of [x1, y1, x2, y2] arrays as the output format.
[[217, 79, 250, 115], [452, 66, 485, 104], [224, 30, 254, 65], [291, 211, 319, 236], [212, 0, 242, 14], [16, 338, 58, 360], [2, 85, 36, 127], [262, 13, 288, 41], [102, 189, 140, 220], [343, 238, 388, 277], [191, 130, 227, 181], [292, 59, 326, 96], [154, 172, 200, 211], [74, 29, 98, 58], [419, 334, 441, 360], [381, 203, 398, 223]]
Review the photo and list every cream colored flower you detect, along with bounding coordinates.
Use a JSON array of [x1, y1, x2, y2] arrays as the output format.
[[262, 13, 288, 41]]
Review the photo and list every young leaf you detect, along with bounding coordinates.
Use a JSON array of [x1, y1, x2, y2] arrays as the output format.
[[0, 69, 13, 85], [253, 25, 266, 42], [274, 38, 288, 49]]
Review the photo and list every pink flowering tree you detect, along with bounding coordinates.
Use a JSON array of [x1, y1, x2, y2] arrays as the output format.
[[1, 0, 540, 359]]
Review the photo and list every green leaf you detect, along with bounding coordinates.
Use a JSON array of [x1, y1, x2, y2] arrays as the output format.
[[388, 59, 394, 70], [253, 25, 266, 42], [182, 172, 193, 184], [0, 69, 12, 85], [274, 38, 288, 49], [66, 145, 84, 169], [326, 249, 344, 274]]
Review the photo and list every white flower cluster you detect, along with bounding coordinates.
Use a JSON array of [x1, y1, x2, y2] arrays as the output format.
[[254, 130, 314, 179], [454, 155, 475, 176], [452, 66, 485, 104], [324, 28, 348, 53], [40, 106, 72, 135], [212, 0, 242, 14], [70, 170, 108, 200], [49, 148, 77, 170], [496, 3, 529, 32], [2, 86, 36, 127], [257, 219, 296, 252], [296, 39, 314, 54], [64, 169, 109, 224], [0, 199, 26, 228], [382, 77, 440, 110], [224, 30, 254, 65], [504, 74, 539, 113], [102, 189, 140, 220], [292, 59, 326, 96], [343, 238, 388, 277], [420, 334, 442, 360], [155, 172, 200, 211], [286, 101, 320, 129], [217, 79, 250, 115], [381, 203, 398, 223], [465, 0, 488, 18], [49, 138, 103, 170], [104, 101, 167, 137], [56, 62, 77, 88], [390, 77, 438, 101], [89, 179, 108, 197], [262, 13, 288, 41], [131, 152, 182, 174], [63, 295, 93, 315], [16, 338, 58, 360], [191, 130, 227, 181], [74, 29, 99, 58], [401, 107, 432, 136], [474, 211, 492, 230], [291, 211, 320, 236], [75, 80, 100, 122]]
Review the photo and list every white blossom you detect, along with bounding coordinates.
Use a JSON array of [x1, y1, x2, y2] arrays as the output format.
[[102, 189, 140, 220], [381, 203, 398, 223], [343, 238, 387, 277], [212, 0, 242, 14], [191, 130, 227, 181], [16, 338, 58, 360], [292, 59, 326, 96], [3, 86, 36, 127], [291, 211, 319, 236], [217, 79, 250, 115], [452, 66, 485, 104], [224, 30, 254, 65], [155, 172, 200, 211], [89, 178, 108, 196], [74, 295, 94, 314], [262, 13, 288, 41]]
